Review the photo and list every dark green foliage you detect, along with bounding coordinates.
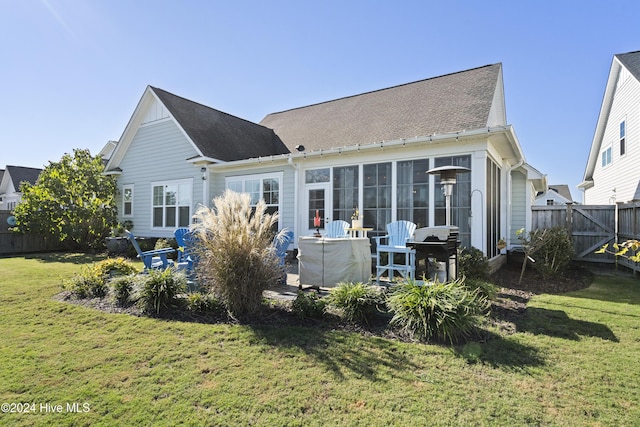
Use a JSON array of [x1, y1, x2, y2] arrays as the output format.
[[459, 246, 489, 280], [111, 275, 139, 306], [137, 269, 187, 314], [386, 279, 488, 344], [326, 282, 384, 324], [291, 291, 326, 319], [462, 277, 498, 300], [186, 292, 225, 314], [13, 148, 117, 251]]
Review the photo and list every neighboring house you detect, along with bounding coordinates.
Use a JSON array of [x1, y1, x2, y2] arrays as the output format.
[[0, 165, 42, 211], [580, 50, 640, 204], [104, 63, 546, 259], [535, 184, 575, 206]]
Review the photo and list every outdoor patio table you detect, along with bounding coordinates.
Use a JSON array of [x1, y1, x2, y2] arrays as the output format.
[[297, 236, 371, 287]]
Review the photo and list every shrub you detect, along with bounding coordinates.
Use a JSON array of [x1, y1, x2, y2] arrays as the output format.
[[63, 266, 108, 298], [462, 277, 498, 301], [291, 291, 326, 320], [458, 246, 489, 280], [190, 190, 282, 318], [386, 279, 488, 344], [137, 268, 187, 314], [186, 292, 225, 314], [326, 282, 384, 324], [95, 257, 139, 277], [110, 274, 139, 306], [523, 227, 574, 280]]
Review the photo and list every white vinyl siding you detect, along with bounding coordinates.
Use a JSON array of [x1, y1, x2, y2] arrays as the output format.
[[586, 66, 640, 204], [115, 120, 203, 237]]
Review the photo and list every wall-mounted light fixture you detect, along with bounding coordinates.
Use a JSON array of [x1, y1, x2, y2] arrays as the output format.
[[201, 167, 207, 181]]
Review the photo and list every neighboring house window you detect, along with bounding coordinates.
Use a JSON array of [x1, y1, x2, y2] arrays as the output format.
[[397, 158, 430, 229], [620, 120, 626, 156], [363, 162, 392, 231], [122, 185, 134, 216], [333, 166, 359, 222], [601, 146, 612, 167], [546, 199, 554, 206], [151, 179, 192, 228], [485, 157, 501, 258], [226, 172, 282, 219], [435, 155, 472, 249]]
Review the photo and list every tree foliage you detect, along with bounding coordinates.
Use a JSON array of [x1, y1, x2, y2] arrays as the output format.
[[13, 148, 117, 250]]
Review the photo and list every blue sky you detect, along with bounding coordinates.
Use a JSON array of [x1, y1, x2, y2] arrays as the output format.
[[2, 0, 639, 200]]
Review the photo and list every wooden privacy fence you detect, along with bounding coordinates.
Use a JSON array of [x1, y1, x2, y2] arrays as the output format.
[[0, 211, 65, 255], [532, 202, 640, 271]]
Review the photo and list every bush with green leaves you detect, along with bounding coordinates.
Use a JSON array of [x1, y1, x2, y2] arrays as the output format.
[[137, 268, 187, 314], [458, 246, 489, 280], [110, 274, 140, 306], [95, 257, 139, 277], [386, 279, 488, 344], [191, 190, 284, 318], [13, 148, 117, 251], [63, 266, 108, 299], [291, 291, 326, 320], [186, 292, 225, 314], [462, 277, 497, 301], [326, 282, 384, 324]]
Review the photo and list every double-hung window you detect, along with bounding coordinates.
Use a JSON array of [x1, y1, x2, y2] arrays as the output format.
[[122, 185, 134, 217], [152, 179, 192, 228], [620, 120, 626, 156], [226, 172, 282, 222], [601, 146, 612, 167]]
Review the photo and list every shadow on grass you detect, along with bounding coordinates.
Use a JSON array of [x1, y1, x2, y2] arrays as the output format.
[[23, 252, 106, 264], [515, 307, 619, 342], [454, 331, 546, 371], [249, 322, 421, 382]]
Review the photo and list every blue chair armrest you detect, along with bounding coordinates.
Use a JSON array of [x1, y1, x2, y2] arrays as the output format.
[[374, 235, 389, 245], [140, 247, 175, 256]]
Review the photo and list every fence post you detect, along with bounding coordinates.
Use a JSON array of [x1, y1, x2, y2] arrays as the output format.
[[565, 202, 573, 235]]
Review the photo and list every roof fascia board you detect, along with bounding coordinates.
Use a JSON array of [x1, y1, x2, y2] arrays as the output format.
[[583, 57, 623, 181], [105, 86, 205, 172], [210, 126, 521, 171]]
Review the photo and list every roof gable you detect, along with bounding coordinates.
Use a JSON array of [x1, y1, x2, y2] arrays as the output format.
[[151, 87, 290, 162], [259, 64, 504, 152], [582, 51, 640, 185], [4, 166, 41, 192]]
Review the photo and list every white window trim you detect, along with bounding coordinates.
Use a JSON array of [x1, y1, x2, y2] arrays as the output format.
[[150, 178, 193, 230], [602, 145, 612, 168], [225, 172, 283, 228], [620, 118, 627, 157], [122, 184, 134, 217]]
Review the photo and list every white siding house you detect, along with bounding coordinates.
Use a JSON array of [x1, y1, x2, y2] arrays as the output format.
[[0, 166, 42, 211], [580, 51, 640, 204], [104, 63, 546, 259]]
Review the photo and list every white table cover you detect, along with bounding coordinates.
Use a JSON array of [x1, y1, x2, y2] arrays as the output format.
[[297, 237, 371, 287]]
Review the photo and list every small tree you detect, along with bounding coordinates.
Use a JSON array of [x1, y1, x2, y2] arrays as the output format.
[[13, 149, 117, 251], [596, 240, 640, 263], [516, 227, 574, 282]]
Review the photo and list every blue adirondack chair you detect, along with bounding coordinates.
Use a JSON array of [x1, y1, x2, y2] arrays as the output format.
[[125, 230, 175, 271], [324, 220, 350, 238], [174, 227, 193, 263], [375, 221, 417, 283], [273, 229, 294, 284]]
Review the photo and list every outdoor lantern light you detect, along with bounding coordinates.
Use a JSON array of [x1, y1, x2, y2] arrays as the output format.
[[426, 165, 471, 226]]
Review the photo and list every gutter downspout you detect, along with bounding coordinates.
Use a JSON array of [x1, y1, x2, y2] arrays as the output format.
[[288, 155, 299, 249]]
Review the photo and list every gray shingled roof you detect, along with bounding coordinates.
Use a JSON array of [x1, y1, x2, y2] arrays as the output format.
[[548, 184, 573, 202], [6, 166, 41, 191], [151, 87, 290, 161], [259, 64, 502, 152], [616, 51, 640, 82]]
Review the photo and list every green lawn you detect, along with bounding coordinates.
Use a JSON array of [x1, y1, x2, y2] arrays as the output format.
[[1, 254, 639, 426]]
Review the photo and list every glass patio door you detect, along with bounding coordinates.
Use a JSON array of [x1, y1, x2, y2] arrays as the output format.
[[305, 183, 331, 236]]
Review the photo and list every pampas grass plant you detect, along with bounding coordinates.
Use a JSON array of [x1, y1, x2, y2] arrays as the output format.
[[191, 190, 285, 318]]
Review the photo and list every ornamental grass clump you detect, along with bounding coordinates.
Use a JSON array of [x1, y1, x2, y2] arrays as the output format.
[[191, 190, 284, 318], [386, 279, 489, 344], [326, 282, 385, 325], [137, 268, 187, 315]]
